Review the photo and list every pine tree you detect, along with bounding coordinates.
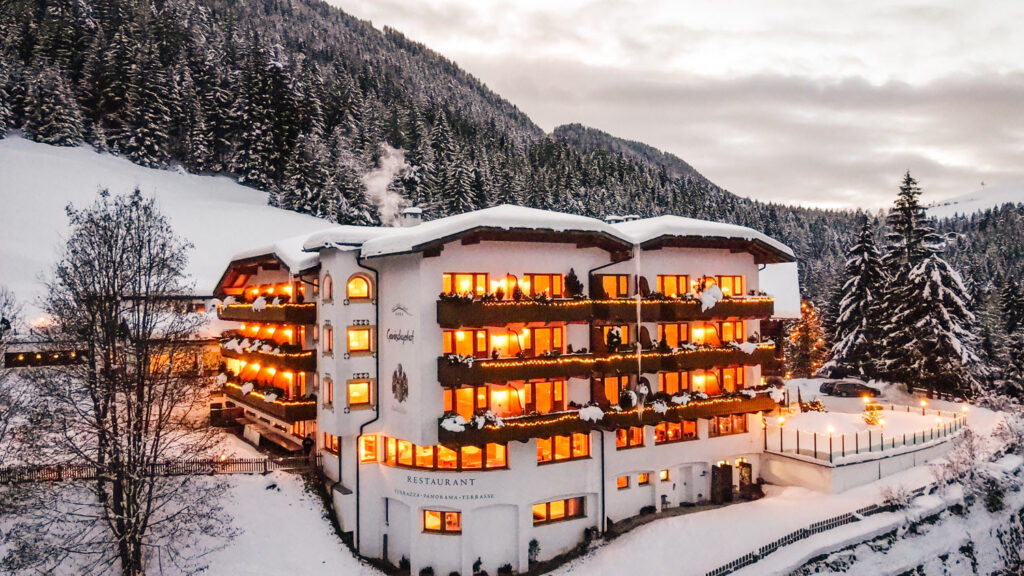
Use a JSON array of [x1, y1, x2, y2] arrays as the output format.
[[24, 63, 84, 146], [826, 217, 887, 378], [330, 127, 378, 226], [886, 253, 984, 395], [0, 56, 11, 138], [280, 131, 336, 218], [786, 301, 827, 378], [120, 40, 173, 167], [1001, 278, 1023, 335]]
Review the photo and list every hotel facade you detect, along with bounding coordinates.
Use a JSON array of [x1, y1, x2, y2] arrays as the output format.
[[212, 206, 799, 575]]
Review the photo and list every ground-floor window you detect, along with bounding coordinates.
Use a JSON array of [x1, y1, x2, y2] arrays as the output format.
[[423, 510, 462, 534], [383, 436, 507, 471], [359, 434, 378, 462], [533, 496, 585, 525], [616, 475, 630, 489], [637, 472, 651, 485], [616, 426, 644, 449], [709, 414, 748, 437], [654, 420, 697, 444], [537, 433, 590, 463], [323, 433, 339, 455], [659, 469, 670, 482]]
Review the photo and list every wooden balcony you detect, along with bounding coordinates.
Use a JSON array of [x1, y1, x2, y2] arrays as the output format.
[[218, 303, 317, 324], [223, 383, 317, 424], [220, 345, 317, 372], [438, 392, 778, 446], [437, 296, 773, 328], [437, 344, 776, 387]]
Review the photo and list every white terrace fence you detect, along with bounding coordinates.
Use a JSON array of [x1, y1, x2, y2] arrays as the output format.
[[764, 405, 966, 464], [0, 455, 321, 484]]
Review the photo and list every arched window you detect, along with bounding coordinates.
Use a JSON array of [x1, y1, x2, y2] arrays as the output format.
[[347, 274, 373, 300], [322, 274, 334, 302]]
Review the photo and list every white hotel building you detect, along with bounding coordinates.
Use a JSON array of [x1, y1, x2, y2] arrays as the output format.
[[212, 205, 799, 575]]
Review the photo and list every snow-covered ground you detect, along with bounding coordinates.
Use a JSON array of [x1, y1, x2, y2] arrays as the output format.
[[0, 135, 338, 321], [927, 185, 1024, 219]]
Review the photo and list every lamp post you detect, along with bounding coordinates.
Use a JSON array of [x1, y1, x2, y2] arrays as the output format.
[[879, 418, 885, 451], [920, 399, 927, 416], [778, 416, 785, 452], [827, 425, 834, 464]]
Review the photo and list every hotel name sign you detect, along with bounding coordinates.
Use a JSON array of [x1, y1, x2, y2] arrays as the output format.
[[393, 474, 496, 501]]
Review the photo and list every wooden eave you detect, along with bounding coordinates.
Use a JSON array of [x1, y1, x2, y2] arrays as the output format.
[[639, 235, 795, 264], [364, 226, 633, 261], [213, 253, 320, 297]]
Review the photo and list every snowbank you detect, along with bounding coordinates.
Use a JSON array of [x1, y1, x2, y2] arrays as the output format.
[[0, 135, 337, 318]]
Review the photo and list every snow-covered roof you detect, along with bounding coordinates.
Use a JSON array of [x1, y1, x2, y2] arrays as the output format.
[[229, 233, 325, 274], [613, 215, 795, 261], [759, 262, 802, 319], [357, 204, 633, 258], [301, 225, 400, 252]]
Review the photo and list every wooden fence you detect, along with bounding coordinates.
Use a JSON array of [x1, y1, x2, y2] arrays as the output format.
[[0, 455, 321, 484]]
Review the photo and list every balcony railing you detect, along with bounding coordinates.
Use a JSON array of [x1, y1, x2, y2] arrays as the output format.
[[437, 391, 779, 446], [436, 296, 774, 328], [218, 303, 317, 324], [437, 344, 776, 387], [223, 382, 317, 424], [220, 344, 317, 372]]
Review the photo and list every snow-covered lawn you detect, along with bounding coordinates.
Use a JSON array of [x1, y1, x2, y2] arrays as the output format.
[[199, 472, 382, 576], [784, 409, 953, 437]]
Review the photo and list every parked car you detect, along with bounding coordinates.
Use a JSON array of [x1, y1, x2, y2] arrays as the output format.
[[819, 380, 839, 395], [831, 381, 881, 398]]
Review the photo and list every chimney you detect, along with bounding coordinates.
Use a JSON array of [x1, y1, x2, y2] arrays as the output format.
[[401, 207, 423, 227], [621, 214, 640, 222], [604, 214, 624, 224]]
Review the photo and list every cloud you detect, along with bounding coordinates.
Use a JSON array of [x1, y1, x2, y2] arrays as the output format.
[[334, 0, 1024, 208]]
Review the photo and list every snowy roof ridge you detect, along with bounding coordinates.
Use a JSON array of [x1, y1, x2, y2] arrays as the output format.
[[301, 225, 400, 252], [612, 214, 796, 259], [357, 204, 633, 258], [228, 232, 327, 274]]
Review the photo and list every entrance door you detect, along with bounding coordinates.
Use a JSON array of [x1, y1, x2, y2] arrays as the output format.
[[711, 464, 733, 504]]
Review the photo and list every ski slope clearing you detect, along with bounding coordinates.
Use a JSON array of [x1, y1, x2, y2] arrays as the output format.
[[928, 185, 1024, 219], [0, 135, 337, 319]]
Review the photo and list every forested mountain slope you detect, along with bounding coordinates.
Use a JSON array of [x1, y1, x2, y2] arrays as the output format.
[[0, 0, 1021, 305]]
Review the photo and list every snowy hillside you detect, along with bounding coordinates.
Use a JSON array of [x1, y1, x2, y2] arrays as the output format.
[[0, 135, 337, 318], [927, 185, 1024, 219]]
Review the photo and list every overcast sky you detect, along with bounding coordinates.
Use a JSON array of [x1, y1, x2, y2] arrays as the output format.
[[336, 0, 1024, 209]]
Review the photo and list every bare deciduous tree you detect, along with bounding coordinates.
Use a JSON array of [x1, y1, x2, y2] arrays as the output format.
[[2, 191, 231, 576], [0, 286, 26, 464]]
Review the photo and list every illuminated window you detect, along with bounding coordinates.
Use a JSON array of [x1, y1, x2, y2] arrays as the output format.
[[323, 433, 339, 455], [721, 367, 745, 393], [347, 275, 372, 300], [323, 378, 334, 406], [716, 275, 744, 297], [617, 475, 630, 489], [659, 469, 670, 482], [347, 379, 371, 407], [638, 473, 651, 485], [323, 325, 334, 354], [719, 321, 745, 344], [657, 275, 689, 298], [524, 379, 566, 414], [460, 445, 482, 469], [359, 435, 378, 462], [443, 329, 488, 358], [380, 437, 506, 470], [615, 427, 644, 449], [691, 370, 722, 396], [709, 414, 748, 437], [537, 433, 590, 464], [655, 420, 697, 444], [323, 274, 334, 302], [658, 371, 689, 395], [415, 445, 435, 468], [601, 325, 629, 353], [522, 273, 564, 297], [486, 443, 507, 468], [533, 496, 585, 525], [423, 510, 462, 534], [602, 374, 630, 405], [597, 274, 630, 299], [657, 323, 690, 348], [347, 327, 372, 353], [442, 273, 488, 296], [521, 326, 563, 356]]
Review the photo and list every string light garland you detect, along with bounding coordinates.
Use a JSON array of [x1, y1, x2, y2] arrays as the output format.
[[223, 380, 316, 407]]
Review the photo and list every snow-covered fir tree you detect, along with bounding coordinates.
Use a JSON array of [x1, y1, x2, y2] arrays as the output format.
[[786, 300, 827, 378], [280, 130, 337, 219], [24, 62, 84, 146], [826, 217, 887, 378]]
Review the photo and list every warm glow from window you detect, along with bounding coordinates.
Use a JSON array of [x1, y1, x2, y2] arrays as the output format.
[[359, 435, 378, 462], [617, 475, 630, 489], [616, 427, 644, 449], [537, 433, 590, 463], [323, 275, 333, 301], [443, 329, 487, 357], [323, 378, 334, 405], [323, 325, 334, 353], [658, 323, 690, 348], [657, 275, 689, 298], [423, 510, 460, 533], [600, 275, 630, 298], [443, 273, 487, 296], [716, 275, 744, 297], [533, 497, 585, 525], [323, 433, 339, 455], [347, 379, 371, 406], [348, 328, 372, 352], [660, 469, 670, 482], [522, 273, 564, 297], [638, 473, 650, 485], [347, 276, 371, 299]]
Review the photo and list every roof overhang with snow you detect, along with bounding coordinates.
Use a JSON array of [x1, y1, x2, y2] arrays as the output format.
[[357, 205, 635, 260], [612, 215, 796, 264]]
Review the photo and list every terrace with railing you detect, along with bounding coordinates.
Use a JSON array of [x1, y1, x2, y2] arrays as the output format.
[[219, 338, 317, 372], [437, 343, 776, 387], [438, 390, 779, 445], [218, 302, 317, 324], [437, 295, 774, 328], [222, 380, 317, 424]]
